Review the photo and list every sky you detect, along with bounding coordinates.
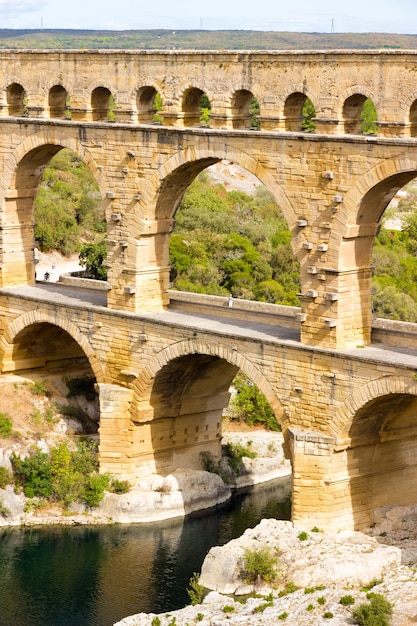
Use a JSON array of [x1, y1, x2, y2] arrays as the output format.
[[1, 0, 417, 34]]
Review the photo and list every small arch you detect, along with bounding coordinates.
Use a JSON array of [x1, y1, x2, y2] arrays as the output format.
[[48, 85, 69, 119], [91, 87, 114, 122], [1, 311, 105, 382], [137, 86, 163, 124], [231, 89, 259, 129], [6, 82, 27, 116], [410, 99, 417, 137], [284, 93, 315, 132], [181, 87, 210, 127], [343, 94, 377, 135]]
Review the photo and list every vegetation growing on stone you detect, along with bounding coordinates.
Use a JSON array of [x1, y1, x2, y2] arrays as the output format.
[[352, 592, 393, 626], [241, 545, 279, 585]]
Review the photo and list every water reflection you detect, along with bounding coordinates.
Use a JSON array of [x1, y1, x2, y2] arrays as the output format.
[[0, 476, 290, 626]]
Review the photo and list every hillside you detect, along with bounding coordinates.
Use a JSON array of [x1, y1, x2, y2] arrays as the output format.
[[0, 29, 417, 50]]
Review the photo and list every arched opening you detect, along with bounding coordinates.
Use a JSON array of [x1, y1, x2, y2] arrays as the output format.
[[343, 94, 377, 135], [342, 392, 417, 527], [132, 353, 287, 483], [367, 173, 417, 322], [410, 99, 417, 137], [168, 163, 300, 306], [2, 322, 99, 436], [91, 87, 114, 122], [2, 144, 104, 288], [48, 85, 69, 119], [284, 93, 316, 132], [6, 82, 27, 116], [181, 87, 211, 127], [137, 86, 163, 124], [231, 90, 260, 129]]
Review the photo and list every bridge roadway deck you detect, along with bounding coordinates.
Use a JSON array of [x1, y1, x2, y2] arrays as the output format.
[[3, 282, 417, 373]]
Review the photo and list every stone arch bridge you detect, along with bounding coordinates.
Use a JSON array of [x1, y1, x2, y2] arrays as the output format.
[[1, 49, 417, 530]]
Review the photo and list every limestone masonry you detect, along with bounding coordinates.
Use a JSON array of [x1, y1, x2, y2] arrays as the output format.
[[1, 49, 417, 531]]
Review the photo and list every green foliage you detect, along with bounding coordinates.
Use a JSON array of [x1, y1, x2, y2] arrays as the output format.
[[222, 605, 235, 613], [151, 618, 161, 626], [0, 413, 13, 438], [361, 98, 378, 135], [11, 440, 106, 509], [230, 372, 281, 431], [317, 596, 326, 605], [278, 581, 299, 597], [12, 449, 53, 498], [79, 240, 108, 280], [170, 174, 299, 304], [278, 612, 288, 620], [0, 466, 13, 488], [241, 546, 278, 585], [200, 450, 221, 474], [110, 478, 131, 494], [30, 380, 50, 396], [306, 604, 314, 611], [82, 473, 110, 507], [0, 497, 10, 517], [35, 149, 104, 255], [187, 572, 204, 605], [253, 601, 273, 613], [360, 579, 383, 592], [298, 531, 309, 541], [352, 593, 393, 626], [224, 441, 256, 474], [301, 98, 316, 132], [323, 612, 334, 619], [340, 595, 355, 605]]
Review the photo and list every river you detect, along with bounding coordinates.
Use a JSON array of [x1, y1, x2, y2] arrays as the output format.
[[0, 477, 290, 626]]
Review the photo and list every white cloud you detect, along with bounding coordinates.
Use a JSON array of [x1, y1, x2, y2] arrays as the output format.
[[0, 0, 46, 15]]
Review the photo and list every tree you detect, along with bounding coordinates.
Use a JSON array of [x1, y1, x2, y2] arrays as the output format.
[[79, 240, 107, 280]]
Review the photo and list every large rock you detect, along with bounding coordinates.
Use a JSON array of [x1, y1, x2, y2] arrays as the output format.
[[96, 469, 231, 523], [200, 518, 402, 595]]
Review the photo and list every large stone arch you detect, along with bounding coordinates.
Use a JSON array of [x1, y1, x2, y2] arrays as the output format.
[[0, 131, 103, 288], [324, 375, 417, 529], [127, 339, 287, 479], [152, 141, 296, 227], [330, 375, 417, 447], [1, 129, 102, 194], [132, 338, 285, 421], [326, 155, 417, 270], [0, 309, 105, 382]]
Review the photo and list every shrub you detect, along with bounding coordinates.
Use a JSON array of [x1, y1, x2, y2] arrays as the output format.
[[82, 473, 110, 508], [306, 604, 314, 611], [278, 581, 299, 596], [323, 612, 334, 619], [0, 466, 13, 489], [298, 531, 308, 541], [0, 497, 10, 517], [222, 605, 235, 613], [253, 601, 273, 613], [187, 573, 204, 605], [12, 449, 53, 498], [241, 546, 278, 585], [340, 595, 355, 606], [231, 373, 281, 431], [110, 478, 130, 494], [352, 593, 393, 626], [278, 612, 288, 620], [317, 596, 326, 605], [224, 441, 256, 474], [30, 380, 50, 396], [0, 414, 12, 438], [151, 617, 161, 626]]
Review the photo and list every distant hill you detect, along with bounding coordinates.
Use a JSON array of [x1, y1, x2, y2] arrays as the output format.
[[0, 29, 417, 50]]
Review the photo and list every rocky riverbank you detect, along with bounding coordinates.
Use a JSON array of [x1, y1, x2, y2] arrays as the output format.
[[115, 510, 417, 626], [0, 430, 290, 527]]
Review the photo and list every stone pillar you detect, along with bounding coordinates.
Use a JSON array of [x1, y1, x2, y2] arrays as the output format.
[[107, 218, 173, 313], [288, 428, 353, 532], [0, 188, 38, 287], [376, 121, 409, 138], [97, 383, 135, 479]]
